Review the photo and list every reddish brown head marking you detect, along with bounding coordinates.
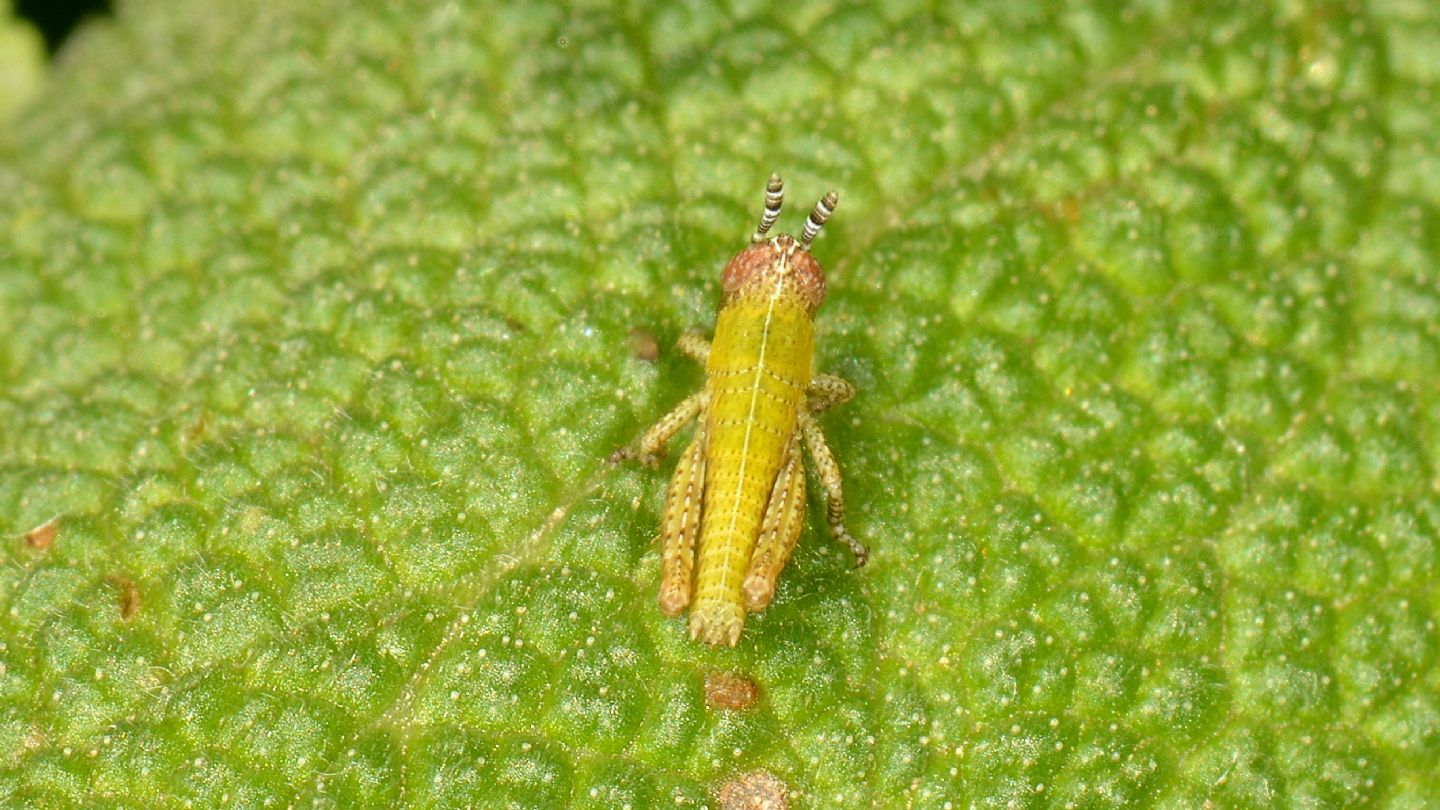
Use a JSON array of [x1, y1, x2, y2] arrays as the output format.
[[717, 769, 789, 810], [704, 670, 760, 710], [721, 235, 827, 314], [24, 517, 59, 550]]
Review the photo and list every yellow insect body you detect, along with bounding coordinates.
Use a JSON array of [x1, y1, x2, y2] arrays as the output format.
[[614, 175, 867, 646], [690, 267, 815, 641]]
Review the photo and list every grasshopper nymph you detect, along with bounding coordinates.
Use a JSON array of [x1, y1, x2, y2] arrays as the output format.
[[613, 174, 868, 646]]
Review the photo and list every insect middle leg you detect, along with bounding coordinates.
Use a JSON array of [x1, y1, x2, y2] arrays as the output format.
[[799, 410, 869, 567], [610, 391, 706, 467], [742, 435, 807, 611], [807, 374, 854, 413]]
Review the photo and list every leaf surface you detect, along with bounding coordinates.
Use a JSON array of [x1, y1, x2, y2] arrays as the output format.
[[2, 1, 1438, 806]]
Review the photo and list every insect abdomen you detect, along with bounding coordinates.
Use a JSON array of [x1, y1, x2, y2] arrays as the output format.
[[689, 285, 814, 645]]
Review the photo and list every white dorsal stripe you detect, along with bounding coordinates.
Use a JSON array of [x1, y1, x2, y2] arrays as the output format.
[[714, 251, 788, 590]]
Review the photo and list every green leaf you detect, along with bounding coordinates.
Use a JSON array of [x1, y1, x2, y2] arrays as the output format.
[[2, 0, 1438, 806], [0, 0, 45, 124]]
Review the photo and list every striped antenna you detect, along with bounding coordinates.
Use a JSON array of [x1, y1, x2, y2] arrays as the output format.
[[751, 173, 785, 242], [799, 190, 839, 250]]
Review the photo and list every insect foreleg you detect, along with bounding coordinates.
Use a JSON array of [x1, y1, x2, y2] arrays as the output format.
[[807, 374, 854, 413], [799, 411, 869, 567], [659, 427, 706, 616], [678, 330, 711, 365], [742, 436, 807, 611], [610, 391, 706, 467]]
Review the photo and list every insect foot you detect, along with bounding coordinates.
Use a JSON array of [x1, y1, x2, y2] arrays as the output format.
[[608, 445, 662, 468]]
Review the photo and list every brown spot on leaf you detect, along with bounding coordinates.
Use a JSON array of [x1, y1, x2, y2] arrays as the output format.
[[629, 327, 660, 361], [24, 517, 60, 550], [717, 770, 788, 810], [108, 575, 140, 621], [1056, 195, 1082, 223], [182, 408, 211, 447], [705, 671, 759, 710]]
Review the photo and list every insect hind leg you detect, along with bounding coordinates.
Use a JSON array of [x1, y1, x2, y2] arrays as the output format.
[[742, 435, 806, 611], [799, 411, 869, 567], [659, 427, 706, 616]]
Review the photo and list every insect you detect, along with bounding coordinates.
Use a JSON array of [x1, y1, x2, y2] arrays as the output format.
[[612, 173, 867, 646]]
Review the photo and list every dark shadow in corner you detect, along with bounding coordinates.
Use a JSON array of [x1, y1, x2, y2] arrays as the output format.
[[16, 0, 114, 56]]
